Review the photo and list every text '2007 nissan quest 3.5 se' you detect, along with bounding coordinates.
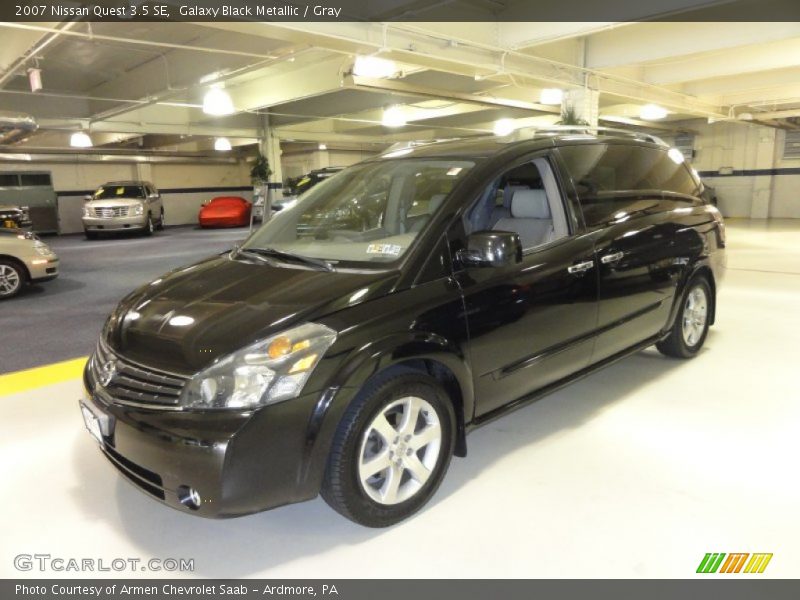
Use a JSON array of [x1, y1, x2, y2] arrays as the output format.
[[80, 128, 726, 527]]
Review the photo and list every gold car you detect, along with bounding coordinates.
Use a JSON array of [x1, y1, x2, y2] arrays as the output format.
[[0, 229, 59, 299]]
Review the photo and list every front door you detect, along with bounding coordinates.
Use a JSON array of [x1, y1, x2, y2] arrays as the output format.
[[452, 153, 599, 419], [457, 234, 598, 418]]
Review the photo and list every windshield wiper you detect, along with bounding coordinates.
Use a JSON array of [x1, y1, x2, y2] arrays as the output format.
[[239, 247, 335, 272]]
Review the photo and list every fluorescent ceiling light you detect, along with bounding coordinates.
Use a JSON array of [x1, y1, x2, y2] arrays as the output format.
[[318, 143, 327, 150], [353, 55, 398, 79], [203, 87, 234, 116], [639, 104, 668, 120], [493, 118, 516, 136], [382, 106, 406, 128], [214, 137, 232, 151], [70, 131, 93, 148], [539, 88, 563, 105]]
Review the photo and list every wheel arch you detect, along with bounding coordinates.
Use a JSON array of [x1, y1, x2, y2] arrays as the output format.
[[665, 260, 717, 333], [334, 333, 472, 457], [0, 254, 30, 281], [302, 331, 473, 491]]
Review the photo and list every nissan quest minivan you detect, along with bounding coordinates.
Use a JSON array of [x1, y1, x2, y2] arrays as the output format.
[[80, 129, 726, 527]]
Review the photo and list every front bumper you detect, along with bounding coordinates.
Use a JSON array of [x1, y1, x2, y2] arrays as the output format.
[[83, 215, 148, 231], [80, 369, 339, 518], [27, 256, 59, 281]]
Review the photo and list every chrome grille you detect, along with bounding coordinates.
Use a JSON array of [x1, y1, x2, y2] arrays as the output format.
[[93, 206, 130, 218], [92, 340, 188, 409]]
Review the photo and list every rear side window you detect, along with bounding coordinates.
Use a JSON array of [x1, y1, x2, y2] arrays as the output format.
[[558, 144, 701, 227]]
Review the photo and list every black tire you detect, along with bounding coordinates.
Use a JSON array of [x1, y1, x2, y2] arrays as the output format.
[[0, 258, 26, 300], [143, 215, 154, 236], [84, 230, 98, 240], [321, 373, 455, 527], [656, 276, 712, 358]]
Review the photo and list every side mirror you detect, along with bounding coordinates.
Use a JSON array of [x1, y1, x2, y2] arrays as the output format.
[[457, 231, 522, 268], [84, 195, 93, 202]]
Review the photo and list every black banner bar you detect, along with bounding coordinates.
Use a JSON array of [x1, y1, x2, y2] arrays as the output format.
[[3, 0, 800, 22], [4, 580, 800, 600]]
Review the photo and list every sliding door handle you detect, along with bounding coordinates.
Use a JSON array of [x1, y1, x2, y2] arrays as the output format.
[[601, 251, 624, 264], [567, 260, 594, 274]]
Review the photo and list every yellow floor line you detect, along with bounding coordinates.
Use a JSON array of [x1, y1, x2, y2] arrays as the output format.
[[0, 356, 89, 396]]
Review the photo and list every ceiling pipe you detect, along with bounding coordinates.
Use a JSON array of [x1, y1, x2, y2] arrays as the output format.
[[0, 111, 38, 144], [0, 22, 283, 61], [0, 21, 80, 90]]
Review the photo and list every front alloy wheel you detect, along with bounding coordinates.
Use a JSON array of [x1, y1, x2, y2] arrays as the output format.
[[358, 395, 442, 505], [322, 373, 455, 527], [143, 215, 154, 236], [0, 261, 25, 299]]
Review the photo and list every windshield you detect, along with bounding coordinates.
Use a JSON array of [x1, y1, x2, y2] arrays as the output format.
[[94, 185, 146, 200], [243, 159, 473, 266]]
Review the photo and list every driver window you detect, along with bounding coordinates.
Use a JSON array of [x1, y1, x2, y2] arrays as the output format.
[[468, 157, 569, 251]]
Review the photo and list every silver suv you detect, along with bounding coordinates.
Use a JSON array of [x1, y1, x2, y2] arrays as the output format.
[[82, 181, 164, 239]]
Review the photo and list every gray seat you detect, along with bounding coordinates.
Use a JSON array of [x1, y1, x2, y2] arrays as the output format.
[[408, 194, 447, 233], [493, 189, 554, 249]]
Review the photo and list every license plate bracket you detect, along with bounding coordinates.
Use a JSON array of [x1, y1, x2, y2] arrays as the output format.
[[80, 400, 114, 445]]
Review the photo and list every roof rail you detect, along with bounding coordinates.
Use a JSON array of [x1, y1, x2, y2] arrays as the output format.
[[511, 125, 669, 147]]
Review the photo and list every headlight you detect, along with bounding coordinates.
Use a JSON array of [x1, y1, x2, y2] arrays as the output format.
[[33, 241, 53, 256], [180, 322, 336, 410], [133, 203, 144, 216], [83, 206, 92, 218]]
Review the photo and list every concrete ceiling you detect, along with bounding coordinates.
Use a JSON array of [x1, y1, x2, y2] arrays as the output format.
[[1, 9, 800, 154]]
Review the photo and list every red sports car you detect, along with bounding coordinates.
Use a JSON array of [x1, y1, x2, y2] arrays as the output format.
[[198, 196, 252, 228]]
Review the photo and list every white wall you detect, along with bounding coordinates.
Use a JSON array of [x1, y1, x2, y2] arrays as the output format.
[[1, 159, 253, 233], [685, 122, 800, 219]]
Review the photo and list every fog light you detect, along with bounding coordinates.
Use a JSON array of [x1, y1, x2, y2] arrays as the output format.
[[177, 485, 202, 510]]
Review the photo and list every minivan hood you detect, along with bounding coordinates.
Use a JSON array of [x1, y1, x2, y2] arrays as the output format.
[[106, 254, 398, 374]]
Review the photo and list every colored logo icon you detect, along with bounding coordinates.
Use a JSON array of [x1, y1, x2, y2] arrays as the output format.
[[697, 553, 773, 574]]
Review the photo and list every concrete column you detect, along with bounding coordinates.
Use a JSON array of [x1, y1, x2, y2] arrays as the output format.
[[563, 87, 600, 127], [750, 126, 776, 219], [258, 114, 283, 191]]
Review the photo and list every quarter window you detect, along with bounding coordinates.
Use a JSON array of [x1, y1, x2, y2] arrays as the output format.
[[558, 144, 701, 227]]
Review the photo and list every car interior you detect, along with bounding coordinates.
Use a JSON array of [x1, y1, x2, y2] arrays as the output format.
[[469, 158, 569, 251]]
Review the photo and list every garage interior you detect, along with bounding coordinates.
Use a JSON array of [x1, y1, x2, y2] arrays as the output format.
[[1, 16, 799, 577]]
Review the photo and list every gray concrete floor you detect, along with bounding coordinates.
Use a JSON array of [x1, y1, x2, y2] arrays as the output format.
[[1, 219, 799, 578], [0, 226, 248, 374]]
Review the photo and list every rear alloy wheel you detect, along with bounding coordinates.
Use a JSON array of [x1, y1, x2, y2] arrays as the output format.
[[656, 276, 712, 358], [322, 374, 455, 527], [0, 260, 25, 299]]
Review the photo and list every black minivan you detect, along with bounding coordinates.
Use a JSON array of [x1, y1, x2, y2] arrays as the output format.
[[80, 129, 726, 527]]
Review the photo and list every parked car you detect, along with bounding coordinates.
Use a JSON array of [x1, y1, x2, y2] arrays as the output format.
[[0, 204, 32, 229], [82, 181, 164, 239], [80, 130, 726, 526], [0, 228, 59, 299], [198, 196, 252, 228], [289, 166, 345, 196]]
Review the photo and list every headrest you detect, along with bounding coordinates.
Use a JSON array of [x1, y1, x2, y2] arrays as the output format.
[[511, 189, 550, 219], [428, 194, 446, 214]]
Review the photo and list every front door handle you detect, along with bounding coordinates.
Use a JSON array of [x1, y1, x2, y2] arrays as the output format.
[[601, 251, 624, 264], [567, 260, 594, 274]]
